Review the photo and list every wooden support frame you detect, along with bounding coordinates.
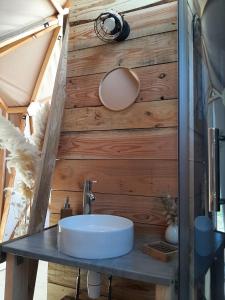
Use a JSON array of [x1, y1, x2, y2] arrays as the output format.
[[49, 0, 65, 15], [4, 254, 29, 300], [31, 26, 61, 102], [29, 20, 68, 234], [0, 17, 58, 49], [0, 109, 7, 221], [49, 0, 71, 15], [27, 20, 68, 299], [0, 98, 8, 112], [155, 283, 176, 300], [7, 107, 28, 114], [0, 26, 61, 242], [2, 20, 69, 300], [0, 97, 28, 115], [0, 24, 59, 58], [0, 148, 6, 219]]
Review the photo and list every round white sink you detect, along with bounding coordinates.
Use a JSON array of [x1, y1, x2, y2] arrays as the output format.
[[58, 214, 134, 259]]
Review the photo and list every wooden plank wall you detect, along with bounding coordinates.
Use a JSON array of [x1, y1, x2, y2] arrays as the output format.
[[48, 1, 178, 299]]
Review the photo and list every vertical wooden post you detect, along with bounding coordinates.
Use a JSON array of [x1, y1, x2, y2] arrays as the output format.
[[27, 20, 69, 299], [155, 283, 176, 300], [4, 254, 29, 300], [0, 148, 6, 218], [28, 20, 68, 234], [0, 109, 7, 219]]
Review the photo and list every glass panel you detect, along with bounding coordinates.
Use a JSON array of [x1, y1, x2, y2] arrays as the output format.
[[179, 0, 225, 299]]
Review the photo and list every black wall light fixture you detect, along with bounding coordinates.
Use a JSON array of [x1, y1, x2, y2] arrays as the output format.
[[94, 10, 130, 42]]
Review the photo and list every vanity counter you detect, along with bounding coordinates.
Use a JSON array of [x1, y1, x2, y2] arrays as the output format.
[[1, 225, 177, 286]]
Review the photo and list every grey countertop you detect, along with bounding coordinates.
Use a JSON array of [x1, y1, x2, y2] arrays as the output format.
[[1, 226, 177, 286]]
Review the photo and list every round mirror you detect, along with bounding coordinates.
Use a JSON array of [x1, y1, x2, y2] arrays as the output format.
[[99, 67, 140, 111]]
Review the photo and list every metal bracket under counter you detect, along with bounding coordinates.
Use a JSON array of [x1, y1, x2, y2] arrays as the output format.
[[1, 225, 177, 300]]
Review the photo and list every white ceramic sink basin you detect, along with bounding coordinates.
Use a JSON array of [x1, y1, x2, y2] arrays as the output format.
[[58, 214, 134, 259]]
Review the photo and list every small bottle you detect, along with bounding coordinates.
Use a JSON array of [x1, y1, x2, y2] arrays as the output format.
[[60, 197, 72, 219]]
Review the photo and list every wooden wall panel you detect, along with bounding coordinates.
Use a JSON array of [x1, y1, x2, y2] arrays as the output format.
[[67, 31, 177, 77], [48, 263, 85, 288], [51, 191, 167, 226], [101, 278, 155, 300], [48, 274, 156, 300], [58, 128, 177, 160], [65, 62, 178, 108], [52, 159, 177, 197], [69, 2, 177, 51], [48, 283, 108, 300], [48, 283, 76, 300], [50, 213, 166, 236], [62, 100, 177, 132], [49, 1, 178, 299], [69, 0, 175, 23]]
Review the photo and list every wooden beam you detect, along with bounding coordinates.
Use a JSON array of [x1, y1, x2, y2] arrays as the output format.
[[0, 97, 8, 112], [0, 110, 7, 221], [31, 26, 61, 102], [4, 254, 29, 300], [49, 0, 65, 14], [0, 148, 6, 220], [155, 283, 175, 300], [25, 20, 69, 300], [7, 107, 27, 114], [0, 17, 58, 48], [29, 20, 68, 233], [49, 0, 70, 15], [64, 0, 72, 10], [0, 24, 59, 58]]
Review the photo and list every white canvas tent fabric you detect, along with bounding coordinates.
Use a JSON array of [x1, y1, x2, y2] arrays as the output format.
[[0, 0, 65, 107], [0, 0, 66, 42], [0, 0, 67, 242], [0, 31, 54, 106]]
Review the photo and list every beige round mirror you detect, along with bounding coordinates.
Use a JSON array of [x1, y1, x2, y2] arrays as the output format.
[[99, 67, 140, 111]]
